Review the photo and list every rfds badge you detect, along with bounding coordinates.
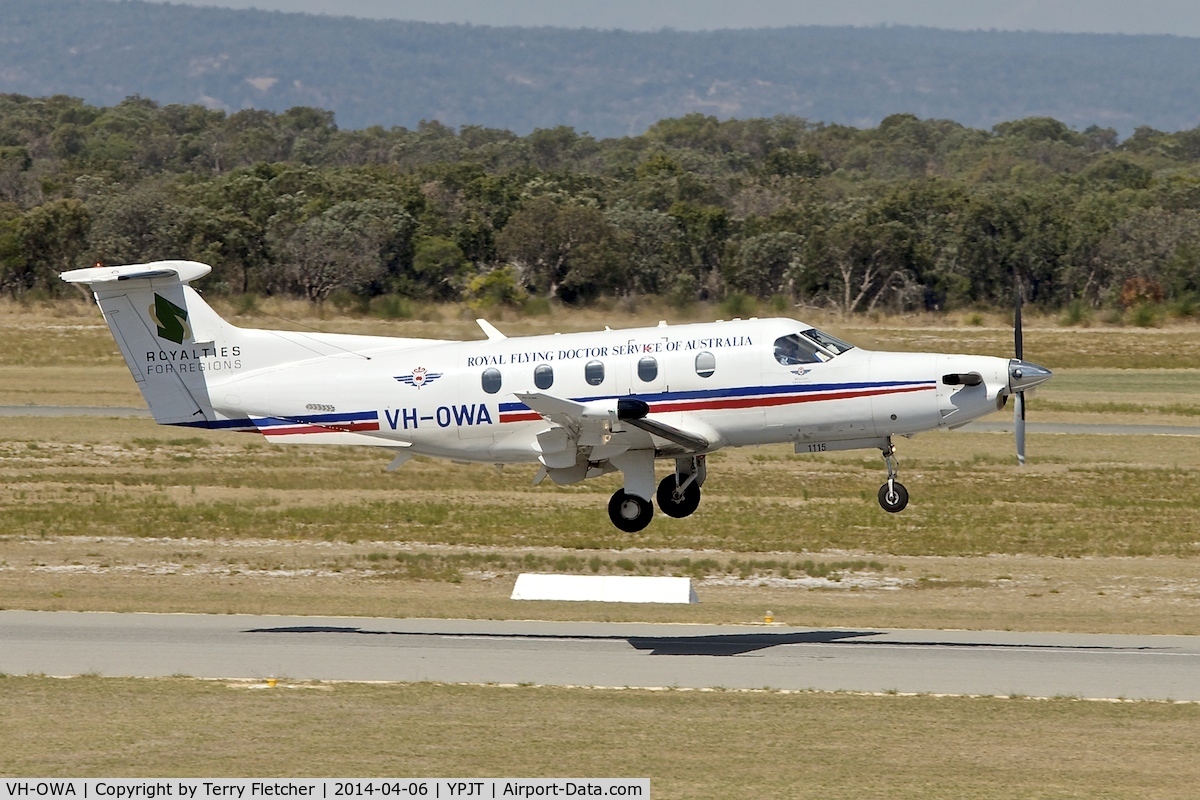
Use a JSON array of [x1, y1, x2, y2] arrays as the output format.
[[395, 366, 442, 388]]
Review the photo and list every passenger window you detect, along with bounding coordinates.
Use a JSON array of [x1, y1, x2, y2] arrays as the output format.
[[585, 360, 605, 386], [773, 334, 824, 366], [637, 356, 658, 382], [534, 364, 554, 390], [695, 351, 716, 378], [481, 367, 502, 394]]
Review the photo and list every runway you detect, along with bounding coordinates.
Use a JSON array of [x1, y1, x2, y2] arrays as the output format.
[[3, 611, 1198, 700]]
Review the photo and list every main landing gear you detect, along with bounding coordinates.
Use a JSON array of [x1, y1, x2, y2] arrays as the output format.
[[607, 456, 706, 532], [608, 491, 654, 533], [877, 439, 909, 513]]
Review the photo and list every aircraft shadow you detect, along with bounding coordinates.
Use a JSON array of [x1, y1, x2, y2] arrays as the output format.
[[243, 626, 1161, 657], [242, 626, 877, 655]]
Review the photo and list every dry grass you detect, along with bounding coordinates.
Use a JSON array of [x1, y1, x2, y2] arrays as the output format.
[[5, 304, 1200, 635], [4, 418, 1200, 558], [9, 294, 1200, 364], [2, 676, 1198, 799], [4, 538, 1200, 634], [3, 417, 1200, 633]]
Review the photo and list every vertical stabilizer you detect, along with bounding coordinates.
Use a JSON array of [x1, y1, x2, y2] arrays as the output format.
[[61, 261, 235, 425]]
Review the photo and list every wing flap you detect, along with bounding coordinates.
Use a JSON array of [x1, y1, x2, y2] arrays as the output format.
[[625, 416, 710, 452], [515, 390, 713, 457]]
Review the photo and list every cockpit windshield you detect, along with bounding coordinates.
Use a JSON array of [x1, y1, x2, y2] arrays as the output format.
[[773, 328, 855, 366], [801, 328, 855, 355], [773, 334, 826, 365]]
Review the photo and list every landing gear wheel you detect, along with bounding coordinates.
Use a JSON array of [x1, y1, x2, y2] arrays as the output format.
[[656, 475, 702, 518], [877, 481, 909, 513], [608, 490, 654, 532]]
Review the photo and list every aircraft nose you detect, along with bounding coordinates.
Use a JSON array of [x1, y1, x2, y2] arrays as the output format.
[[1008, 359, 1053, 393]]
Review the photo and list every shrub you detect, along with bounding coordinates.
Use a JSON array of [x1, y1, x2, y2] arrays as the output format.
[[720, 292, 756, 317], [1058, 299, 1091, 327], [370, 294, 414, 319]]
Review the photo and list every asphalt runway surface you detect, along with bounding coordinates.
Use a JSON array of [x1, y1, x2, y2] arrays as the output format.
[[3, 611, 1198, 700]]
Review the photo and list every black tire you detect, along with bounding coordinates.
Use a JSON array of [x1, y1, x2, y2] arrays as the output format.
[[608, 490, 654, 532], [656, 474, 702, 518], [878, 481, 909, 513]]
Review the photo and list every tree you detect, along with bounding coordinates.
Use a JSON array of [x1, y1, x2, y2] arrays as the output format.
[[410, 236, 469, 300], [730, 232, 804, 297], [955, 190, 1073, 306], [1094, 207, 1200, 303], [667, 202, 731, 299], [604, 204, 679, 295], [3, 199, 90, 294], [822, 211, 917, 314], [85, 186, 189, 266], [496, 197, 612, 300], [0, 146, 32, 203], [267, 200, 415, 301]]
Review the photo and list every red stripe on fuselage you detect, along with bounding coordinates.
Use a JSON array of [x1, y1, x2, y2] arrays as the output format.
[[651, 384, 933, 413], [500, 412, 543, 423]]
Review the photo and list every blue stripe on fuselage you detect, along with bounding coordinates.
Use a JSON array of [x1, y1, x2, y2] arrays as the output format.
[[498, 380, 935, 413]]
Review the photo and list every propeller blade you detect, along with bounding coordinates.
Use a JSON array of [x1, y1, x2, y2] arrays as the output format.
[[1014, 286, 1024, 361], [1014, 391, 1026, 466], [1014, 274, 1026, 464]]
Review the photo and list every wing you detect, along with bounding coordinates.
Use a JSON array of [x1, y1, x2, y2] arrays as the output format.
[[623, 414, 710, 453], [514, 392, 714, 481]]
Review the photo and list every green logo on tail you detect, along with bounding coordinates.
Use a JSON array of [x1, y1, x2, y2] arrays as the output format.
[[149, 294, 190, 344]]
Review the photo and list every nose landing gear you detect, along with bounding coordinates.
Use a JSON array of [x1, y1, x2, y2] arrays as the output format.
[[657, 455, 706, 518], [657, 474, 701, 518], [877, 439, 909, 513]]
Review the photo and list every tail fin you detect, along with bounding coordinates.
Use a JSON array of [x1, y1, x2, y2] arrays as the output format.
[[62, 261, 234, 425]]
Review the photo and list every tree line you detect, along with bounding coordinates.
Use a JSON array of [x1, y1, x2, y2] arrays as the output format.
[[4, 93, 1200, 315]]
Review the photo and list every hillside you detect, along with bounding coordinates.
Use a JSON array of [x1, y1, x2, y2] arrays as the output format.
[[2, 0, 1200, 136]]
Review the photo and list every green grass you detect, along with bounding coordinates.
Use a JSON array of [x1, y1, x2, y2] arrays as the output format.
[[5, 422, 1200, 558], [1036, 400, 1200, 416], [357, 551, 885, 582]]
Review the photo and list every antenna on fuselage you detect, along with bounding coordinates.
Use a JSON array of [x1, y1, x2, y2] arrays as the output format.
[[476, 319, 507, 341]]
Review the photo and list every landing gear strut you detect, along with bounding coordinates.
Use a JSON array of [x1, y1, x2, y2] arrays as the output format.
[[608, 490, 654, 532], [877, 439, 909, 513], [656, 456, 705, 518]]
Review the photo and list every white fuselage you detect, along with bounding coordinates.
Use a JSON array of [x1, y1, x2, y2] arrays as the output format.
[[62, 260, 1049, 530], [210, 317, 1011, 462]]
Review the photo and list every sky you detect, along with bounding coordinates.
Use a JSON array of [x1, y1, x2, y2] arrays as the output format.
[[139, 0, 1200, 37]]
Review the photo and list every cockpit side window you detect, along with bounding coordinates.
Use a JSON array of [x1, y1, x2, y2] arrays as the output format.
[[801, 328, 854, 355], [773, 334, 825, 366]]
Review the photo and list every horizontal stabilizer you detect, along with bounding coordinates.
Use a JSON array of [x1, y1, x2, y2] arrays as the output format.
[[61, 260, 212, 287]]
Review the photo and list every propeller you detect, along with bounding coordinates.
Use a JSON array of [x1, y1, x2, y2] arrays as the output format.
[[1008, 276, 1053, 464], [1014, 285, 1026, 465]]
